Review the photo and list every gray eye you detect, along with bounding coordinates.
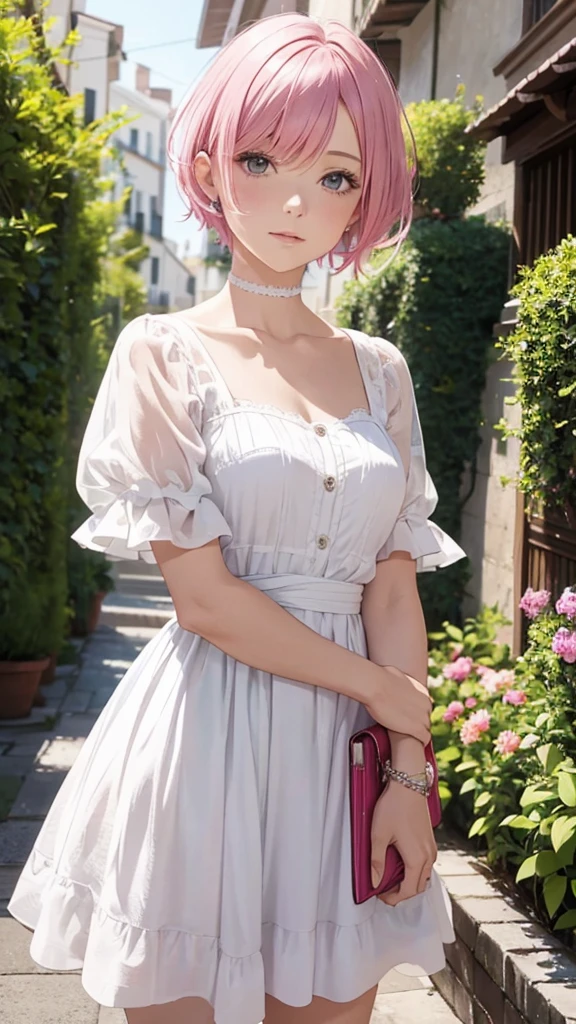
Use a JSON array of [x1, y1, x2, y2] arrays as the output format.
[[323, 173, 346, 191], [246, 156, 269, 174]]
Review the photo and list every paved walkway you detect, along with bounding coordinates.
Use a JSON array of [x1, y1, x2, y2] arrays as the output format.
[[0, 561, 458, 1023]]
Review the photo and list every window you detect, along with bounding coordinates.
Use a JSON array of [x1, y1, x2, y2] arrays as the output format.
[[146, 131, 153, 159], [129, 128, 139, 151], [135, 190, 143, 213], [520, 136, 576, 266], [151, 257, 160, 286], [159, 122, 167, 165], [150, 196, 162, 239], [124, 190, 132, 219], [84, 88, 96, 125], [524, 0, 557, 29]]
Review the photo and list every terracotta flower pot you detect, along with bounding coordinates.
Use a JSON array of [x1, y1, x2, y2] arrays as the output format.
[[71, 590, 106, 637], [39, 650, 58, 686], [86, 590, 106, 634], [0, 657, 50, 720]]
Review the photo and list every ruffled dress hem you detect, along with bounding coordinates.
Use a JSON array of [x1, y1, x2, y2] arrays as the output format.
[[8, 849, 454, 1022]]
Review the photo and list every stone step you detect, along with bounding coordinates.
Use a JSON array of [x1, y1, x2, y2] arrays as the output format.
[[109, 558, 163, 579], [100, 591, 174, 629], [99, 604, 174, 630], [114, 574, 170, 598]]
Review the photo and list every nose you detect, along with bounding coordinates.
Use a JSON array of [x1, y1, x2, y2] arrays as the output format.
[[283, 193, 304, 216]]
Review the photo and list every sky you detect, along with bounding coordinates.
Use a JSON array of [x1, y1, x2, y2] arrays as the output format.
[[87, 0, 219, 257]]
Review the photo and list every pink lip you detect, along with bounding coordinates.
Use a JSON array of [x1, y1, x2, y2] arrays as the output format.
[[269, 231, 305, 242]]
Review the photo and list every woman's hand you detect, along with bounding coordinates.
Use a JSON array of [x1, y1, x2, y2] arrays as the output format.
[[364, 665, 433, 746], [370, 779, 437, 906]]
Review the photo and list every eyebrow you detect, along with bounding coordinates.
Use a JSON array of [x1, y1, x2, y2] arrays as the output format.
[[326, 150, 361, 163]]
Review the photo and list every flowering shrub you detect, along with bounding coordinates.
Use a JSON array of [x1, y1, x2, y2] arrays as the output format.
[[429, 590, 576, 935]]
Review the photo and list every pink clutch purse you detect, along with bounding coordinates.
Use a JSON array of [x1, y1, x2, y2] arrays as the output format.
[[349, 724, 442, 904]]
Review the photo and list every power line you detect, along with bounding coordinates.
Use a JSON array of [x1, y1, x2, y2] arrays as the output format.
[[74, 35, 200, 62]]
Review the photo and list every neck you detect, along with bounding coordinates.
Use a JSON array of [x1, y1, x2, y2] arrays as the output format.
[[223, 247, 309, 335]]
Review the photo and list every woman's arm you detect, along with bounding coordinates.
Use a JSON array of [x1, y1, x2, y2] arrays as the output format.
[[150, 538, 432, 745], [361, 551, 429, 773]]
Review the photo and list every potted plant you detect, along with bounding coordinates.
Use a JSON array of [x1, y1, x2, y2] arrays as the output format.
[[0, 576, 51, 719], [68, 546, 115, 637]]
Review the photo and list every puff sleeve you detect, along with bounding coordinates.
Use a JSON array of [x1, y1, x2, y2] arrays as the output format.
[[376, 340, 466, 573], [71, 316, 232, 563]]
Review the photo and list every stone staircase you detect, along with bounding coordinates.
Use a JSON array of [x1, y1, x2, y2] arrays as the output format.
[[101, 559, 175, 630]]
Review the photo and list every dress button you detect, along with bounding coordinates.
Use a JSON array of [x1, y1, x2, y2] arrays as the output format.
[[324, 475, 336, 492], [314, 424, 327, 437], [317, 534, 329, 550]]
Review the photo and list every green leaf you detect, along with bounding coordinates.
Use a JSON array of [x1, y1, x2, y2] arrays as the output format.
[[535, 851, 560, 877], [455, 759, 480, 773], [536, 743, 563, 774], [459, 777, 477, 795], [539, 816, 556, 836], [535, 713, 550, 728], [543, 874, 567, 918], [500, 814, 519, 826], [503, 815, 538, 830], [438, 783, 452, 802], [558, 773, 576, 807], [554, 909, 576, 930], [475, 791, 493, 810], [444, 625, 464, 642], [468, 817, 487, 838], [34, 223, 57, 235], [520, 734, 540, 749], [436, 745, 462, 763], [516, 854, 538, 882], [558, 380, 576, 398], [551, 816, 576, 853], [520, 786, 556, 808]]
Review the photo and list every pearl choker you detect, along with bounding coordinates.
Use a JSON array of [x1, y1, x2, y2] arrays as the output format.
[[228, 272, 302, 299]]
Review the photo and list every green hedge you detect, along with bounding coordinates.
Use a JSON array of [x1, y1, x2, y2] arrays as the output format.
[[496, 235, 576, 515], [0, 2, 122, 659], [337, 217, 509, 627]]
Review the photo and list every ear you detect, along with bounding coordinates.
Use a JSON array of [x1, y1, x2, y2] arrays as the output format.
[[193, 151, 218, 202]]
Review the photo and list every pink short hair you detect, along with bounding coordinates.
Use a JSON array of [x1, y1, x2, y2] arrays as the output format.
[[168, 14, 414, 274]]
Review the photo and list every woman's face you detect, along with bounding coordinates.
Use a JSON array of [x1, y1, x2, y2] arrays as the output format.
[[208, 104, 363, 273]]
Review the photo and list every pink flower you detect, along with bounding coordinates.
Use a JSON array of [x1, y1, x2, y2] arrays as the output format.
[[468, 708, 491, 733], [552, 628, 576, 664], [443, 656, 474, 682], [478, 667, 515, 695], [496, 669, 516, 688], [519, 587, 550, 619], [460, 720, 482, 745], [555, 587, 576, 620], [502, 689, 527, 706], [465, 697, 478, 708], [443, 700, 465, 723], [494, 730, 521, 755], [450, 643, 464, 661]]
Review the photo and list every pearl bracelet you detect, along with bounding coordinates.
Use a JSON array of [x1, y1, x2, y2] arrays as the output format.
[[383, 759, 434, 797]]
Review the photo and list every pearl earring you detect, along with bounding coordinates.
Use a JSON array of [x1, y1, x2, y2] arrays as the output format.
[[210, 197, 222, 214]]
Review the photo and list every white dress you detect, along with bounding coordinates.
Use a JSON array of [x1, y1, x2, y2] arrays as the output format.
[[8, 312, 465, 1023]]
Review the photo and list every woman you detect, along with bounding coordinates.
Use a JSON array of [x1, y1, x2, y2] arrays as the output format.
[[8, 14, 465, 1024]]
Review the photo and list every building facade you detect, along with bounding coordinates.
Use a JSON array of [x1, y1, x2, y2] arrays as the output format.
[[45, 0, 193, 313]]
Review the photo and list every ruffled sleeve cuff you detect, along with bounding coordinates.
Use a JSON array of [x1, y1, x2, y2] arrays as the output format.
[[377, 517, 466, 573], [71, 481, 232, 564]]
